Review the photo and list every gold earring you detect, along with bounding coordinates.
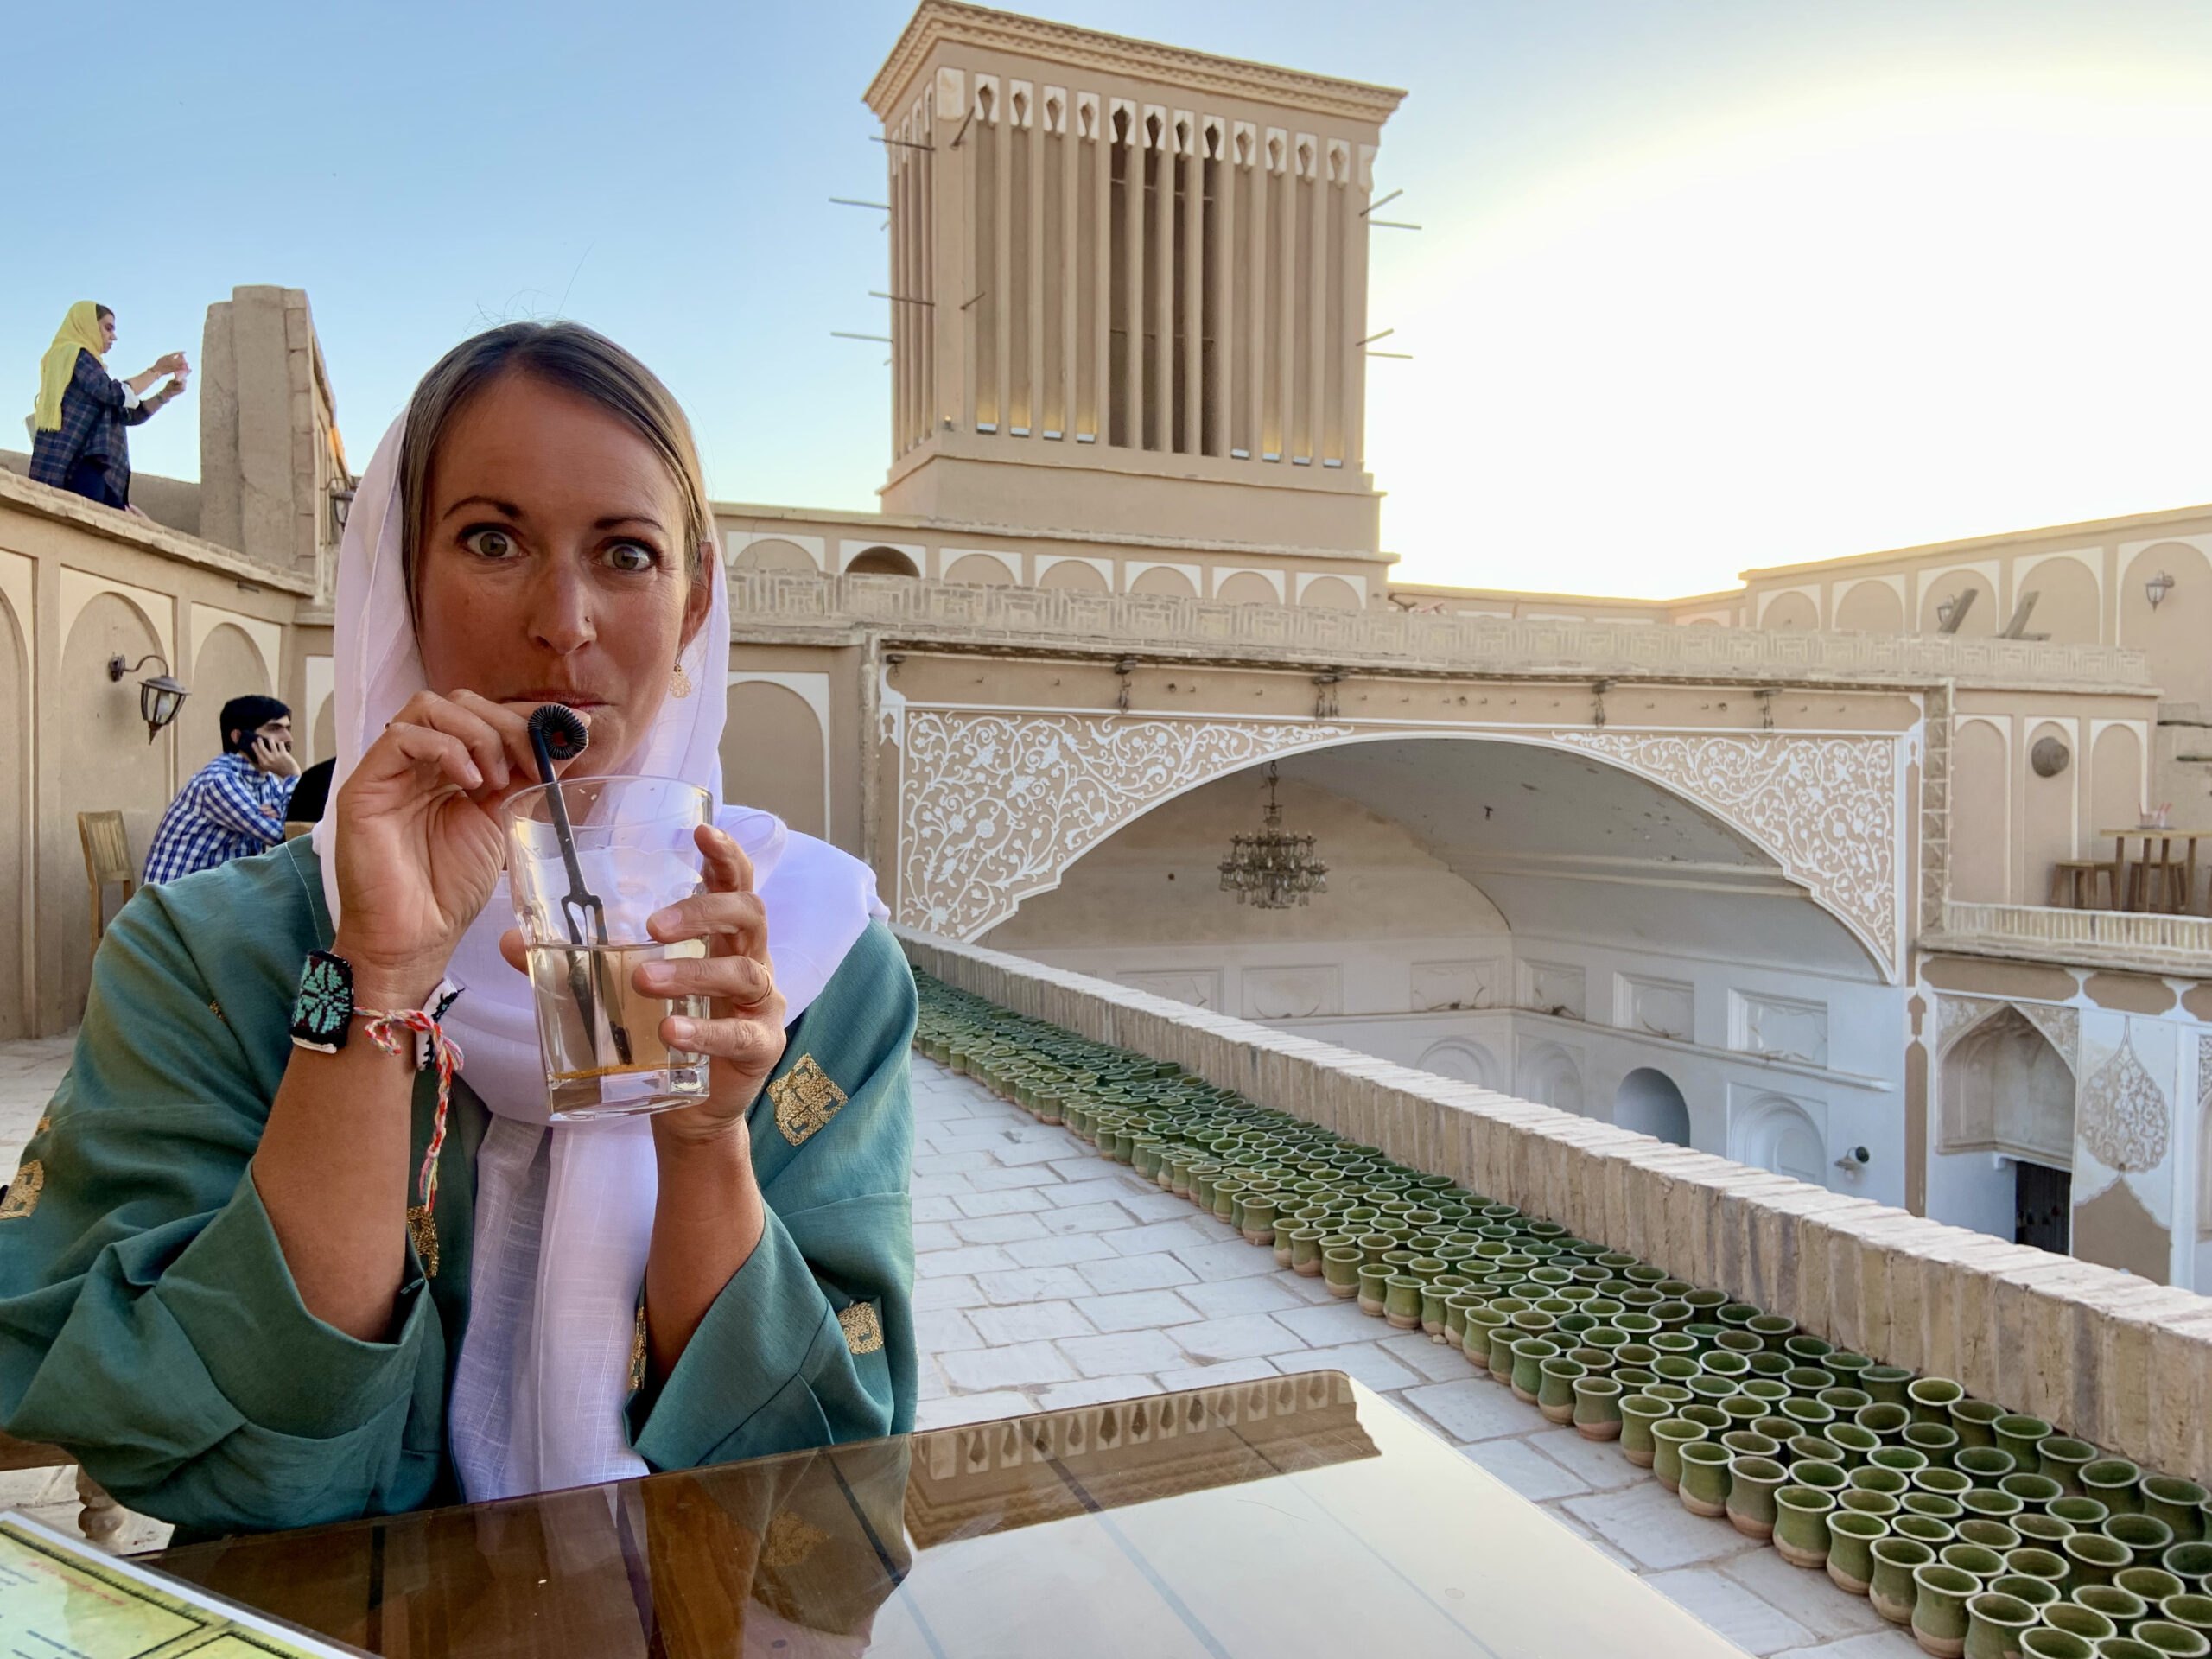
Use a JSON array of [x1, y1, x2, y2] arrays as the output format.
[[671, 662, 692, 700]]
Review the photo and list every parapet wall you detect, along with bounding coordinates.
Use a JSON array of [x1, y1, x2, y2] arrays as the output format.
[[897, 927, 2212, 1485]]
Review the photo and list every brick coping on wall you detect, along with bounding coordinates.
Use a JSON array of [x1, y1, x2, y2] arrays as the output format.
[[896, 927, 2212, 1486]]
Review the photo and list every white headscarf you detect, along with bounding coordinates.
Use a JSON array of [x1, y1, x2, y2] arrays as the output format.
[[311, 411, 885, 1501]]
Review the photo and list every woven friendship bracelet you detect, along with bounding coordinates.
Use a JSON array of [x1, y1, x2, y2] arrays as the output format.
[[359, 1007, 466, 1228]]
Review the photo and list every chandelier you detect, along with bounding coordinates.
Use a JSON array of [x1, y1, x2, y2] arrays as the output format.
[[1218, 762, 1328, 909]]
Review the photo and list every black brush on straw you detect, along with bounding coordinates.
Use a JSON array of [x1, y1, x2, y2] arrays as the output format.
[[526, 704, 632, 1065]]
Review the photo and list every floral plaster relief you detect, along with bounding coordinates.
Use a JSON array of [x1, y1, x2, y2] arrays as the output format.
[[2078, 1030, 2171, 1174]]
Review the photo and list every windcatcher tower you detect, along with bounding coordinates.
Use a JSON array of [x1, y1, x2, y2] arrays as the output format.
[[865, 3, 1406, 552]]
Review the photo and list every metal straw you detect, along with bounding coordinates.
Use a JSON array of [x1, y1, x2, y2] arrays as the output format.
[[526, 704, 632, 1065]]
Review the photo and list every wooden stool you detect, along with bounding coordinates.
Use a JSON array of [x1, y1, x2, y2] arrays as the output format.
[[76, 811, 136, 950], [2049, 860, 2114, 909], [2126, 855, 2183, 914]]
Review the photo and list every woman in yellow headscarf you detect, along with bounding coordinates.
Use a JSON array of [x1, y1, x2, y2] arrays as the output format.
[[27, 302, 188, 514]]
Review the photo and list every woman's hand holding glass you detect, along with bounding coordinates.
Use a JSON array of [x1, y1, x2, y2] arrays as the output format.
[[334, 690, 575, 1007]]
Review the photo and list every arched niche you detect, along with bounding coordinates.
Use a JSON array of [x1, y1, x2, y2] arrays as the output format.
[[1039, 559, 1108, 592], [944, 553, 1016, 586], [1615, 1067, 1691, 1145], [720, 681, 826, 837], [312, 695, 335, 766], [0, 590, 24, 1036], [846, 546, 920, 577], [1939, 1006, 2073, 1167], [1130, 566, 1197, 598], [2017, 556, 2100, 645], [1737, 1096, 1827, 1185], [2023, 721, 2076, 902], [1416, 1038, 1499, 1090], [57, 592, 171, 1021], [1950, 720, 2010, 903], [732, 538, 817, 573], [180, 623, 272, 773], [1919, 569, 1996, 636], [1834, 581, 1904, 633], [1519, 1042, 1585, 1115], [1300, 575, 1363, 611], [1215, 571, 1279, 606], [2090, 725, 2144, 863], [2120, 541, 2212, 706], [1761, 592, 1819, 631]]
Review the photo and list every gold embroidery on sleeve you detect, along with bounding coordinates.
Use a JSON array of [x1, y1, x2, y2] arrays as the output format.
[[837, 1300, 885, 1356], [407, 1204, 440, 1277], [629, 1303, 650, 1391], [0, 1161, 44, 1221], [769, 1055, 848, 1147]]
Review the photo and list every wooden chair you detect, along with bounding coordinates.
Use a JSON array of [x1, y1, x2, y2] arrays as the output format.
[[2049, 860, 2116, 910], [77, 811, 135, 950]]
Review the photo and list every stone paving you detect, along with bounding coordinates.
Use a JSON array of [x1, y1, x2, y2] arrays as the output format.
[[907, 1052, 1916, 1658]]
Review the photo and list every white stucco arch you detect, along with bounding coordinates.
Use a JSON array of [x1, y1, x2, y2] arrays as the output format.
[[893, 711, 1901, 979]]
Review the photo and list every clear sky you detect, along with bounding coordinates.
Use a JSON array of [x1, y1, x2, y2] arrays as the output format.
[[10, 2, 2211, 596]]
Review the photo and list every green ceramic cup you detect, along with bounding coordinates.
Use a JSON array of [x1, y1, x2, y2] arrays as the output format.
[[1727, 1455, 1789, 1541], [1870, 1536, 1937, 1625], [1913, 1562, 1980, 1656], [2004, 1548, 2072, 1596], [1950, 1397, 2005, 1449], [1651, 1420, 1707, 1492], [1619, 1395, 1671, 1468], [1958, 1446, 2018, 1488], [1995, 1415, 2056, 1466], [1961, 1488, 2027, 1523], [1511, 1337, 1560, 1402], [1678, 1441, 1733, 1519], [1853, 1465, 1911, 1498], [1910, 1376, 1966, 1423], [1897, 1514, 1958, 1548], [1795, 1459, 1850, 1496], [1942, 1542, 2006, 1583], [2113, 1517, 2180, 1568], [1288, 1226, 1327, 1277], [1987, 1573, 2061, 1611], [1957, 1519, 2022, 1555], [1537, 1355, 1586, 1425], [2063, 1529, 2133, 1590], [2132, 1621, 2212, 1657], [2086, 1459, 2146, 1516], [2161, 1595, 2212, 1640], [2037, 1601, 2118, 1646], [2144, 1481, 2210, 1545], [2072, 1581, 2149, 1630], [1858, 1402, 1912, 1444], [1827, 1509, 1889, 1595], [2120, 1568, 2189, 1606], [2013, 1512, 2074, 1548], [2005, 1473, 2066, 1514], [1829, 1422, 1881, 1469], [1357, 1262, 1394, 1318], [1906, 1421, 1963, 1466], [2017, 1630, 2093, 1659], [2168, 1542, 2212, 1592], [2038, 1437, 2097, 1496], [1774, 1484, 1835, 1568], [1572, 1374, 1624, 1441], [1384, 1274, 1426, 1332], [1963, 1590, 2041, 1659], [1859, 1364, 1912, 1405]]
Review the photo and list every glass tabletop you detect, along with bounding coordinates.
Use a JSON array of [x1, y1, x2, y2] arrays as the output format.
[[153, 1371, 1737, 1657]]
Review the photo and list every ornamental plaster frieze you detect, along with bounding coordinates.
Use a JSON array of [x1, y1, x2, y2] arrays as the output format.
[[1553, 730, 1900, 977], [893, 711, 1906, 976]]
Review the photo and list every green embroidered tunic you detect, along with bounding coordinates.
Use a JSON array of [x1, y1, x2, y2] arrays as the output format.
[[0, 839, 917, 1536]]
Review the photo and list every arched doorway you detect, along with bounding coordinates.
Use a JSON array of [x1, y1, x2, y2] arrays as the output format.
[[1737, 1096, 1827, 1185], [1615, 1067, 1691, 1145], [1520, 1043, 1585, 1115], [1939, 1007, 2075, 1253]]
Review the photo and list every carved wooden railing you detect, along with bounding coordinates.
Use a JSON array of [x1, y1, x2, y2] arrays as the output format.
[[727, 570, 2153, 690], [1932, 900, 2212, 972]]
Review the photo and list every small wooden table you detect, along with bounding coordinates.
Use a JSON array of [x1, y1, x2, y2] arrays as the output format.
[[2100, 828, 2212, 914]]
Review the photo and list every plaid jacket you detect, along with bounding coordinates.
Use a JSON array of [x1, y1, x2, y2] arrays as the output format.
[[143, 754, 300, 884], [27, 349, 150, 504]]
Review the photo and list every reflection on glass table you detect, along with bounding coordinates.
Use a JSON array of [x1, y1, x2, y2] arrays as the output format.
[[156, 1371, 1736, 1657]]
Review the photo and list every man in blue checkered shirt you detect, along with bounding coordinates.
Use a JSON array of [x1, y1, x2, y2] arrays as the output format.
[[143, 696, 304, 884]]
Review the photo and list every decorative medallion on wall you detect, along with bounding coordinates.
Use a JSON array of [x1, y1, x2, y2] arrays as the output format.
[[897, 713, 1354, 937], [2079, 1031, 2171, 1173], [1554, 731, 1899, 976]]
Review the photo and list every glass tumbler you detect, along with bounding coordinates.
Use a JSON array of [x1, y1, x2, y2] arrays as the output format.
[[504, 775, 714, 1120]]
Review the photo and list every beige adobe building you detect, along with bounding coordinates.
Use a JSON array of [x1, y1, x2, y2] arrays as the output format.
[[5, 3, 2212, 1295]]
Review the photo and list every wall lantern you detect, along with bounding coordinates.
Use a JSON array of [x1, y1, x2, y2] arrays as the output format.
[[107, 653, 188, 743], [2145, 570, 2176, 610]]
